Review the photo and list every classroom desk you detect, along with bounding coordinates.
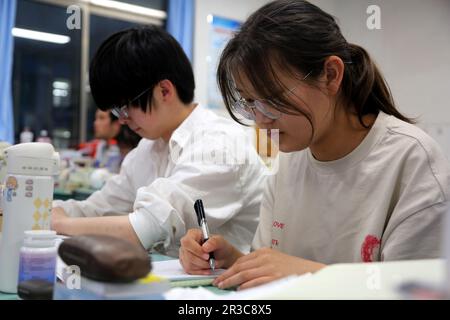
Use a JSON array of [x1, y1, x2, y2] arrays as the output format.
[[0, 253, 225, 300], [252, 259, 446, 299], [53, 188, 96, 201], [0, 242, 444, 300]]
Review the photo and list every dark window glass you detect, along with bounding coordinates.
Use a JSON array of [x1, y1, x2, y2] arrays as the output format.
[[13, 0, 166, 147], [13, 0, 82, 149]]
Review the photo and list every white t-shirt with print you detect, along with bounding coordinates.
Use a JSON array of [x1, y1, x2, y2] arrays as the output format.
[[252, 111, 450, 263]]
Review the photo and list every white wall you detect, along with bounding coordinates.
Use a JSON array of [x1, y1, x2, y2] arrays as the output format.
[[312, 0, 450, 156], [193, 0, 269, 116], [312, 0, 450, 122], [193, 0, 450, 155]]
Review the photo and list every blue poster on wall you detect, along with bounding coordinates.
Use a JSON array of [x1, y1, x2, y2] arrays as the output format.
[[206, 15, 241, 110]]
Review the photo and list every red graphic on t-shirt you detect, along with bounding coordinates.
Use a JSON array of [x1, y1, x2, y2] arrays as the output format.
[[272, 220, 285, 229], [361, 235, 381, 262]]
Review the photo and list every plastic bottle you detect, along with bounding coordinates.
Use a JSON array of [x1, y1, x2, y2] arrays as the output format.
[[36, 130, 52, 144], [105, 144, 121, 174], [18, 230, 57, 284], [20, 127, 34, 143]]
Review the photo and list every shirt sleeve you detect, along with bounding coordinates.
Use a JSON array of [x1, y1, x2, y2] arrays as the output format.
[[129, 139, 248, 251], [52, 150, 137, 217], [381, 201, 447, 261], [251, 173, 276, 250]]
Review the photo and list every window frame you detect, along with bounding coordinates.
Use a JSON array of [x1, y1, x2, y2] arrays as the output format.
[[22, 0, 166, 142]]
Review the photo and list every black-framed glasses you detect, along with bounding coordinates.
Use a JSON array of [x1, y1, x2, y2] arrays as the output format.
[[232, 71, 312, 121], [111, 87, 152, 120]]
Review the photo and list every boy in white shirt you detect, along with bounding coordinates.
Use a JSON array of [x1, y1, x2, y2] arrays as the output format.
[[52, 26, 266, 257]]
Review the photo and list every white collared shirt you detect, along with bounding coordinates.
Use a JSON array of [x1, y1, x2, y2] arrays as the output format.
[[54, 105, 266, 256]]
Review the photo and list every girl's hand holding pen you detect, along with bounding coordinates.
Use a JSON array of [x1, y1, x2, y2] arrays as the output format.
[[179, 229, 243, 275]]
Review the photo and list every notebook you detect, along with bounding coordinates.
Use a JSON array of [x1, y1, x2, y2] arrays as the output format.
[[152, 259, 225, 287]]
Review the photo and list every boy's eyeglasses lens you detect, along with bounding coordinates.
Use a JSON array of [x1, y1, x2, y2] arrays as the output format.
[[110, 86, 151, 119], [111, 106, 128, 119]]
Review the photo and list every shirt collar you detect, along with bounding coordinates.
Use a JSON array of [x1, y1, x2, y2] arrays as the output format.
[[169, 104, 206, 152], [306, 111, 389, 174]]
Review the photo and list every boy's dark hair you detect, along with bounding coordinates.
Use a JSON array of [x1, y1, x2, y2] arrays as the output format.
[[109, 112, 118, 123], [90, 25, 195, 113], [115, 125, 141, 150], [218, 0, 412, 127]]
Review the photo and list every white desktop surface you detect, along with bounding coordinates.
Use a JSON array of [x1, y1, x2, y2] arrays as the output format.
[[260, 259, 445, 299]]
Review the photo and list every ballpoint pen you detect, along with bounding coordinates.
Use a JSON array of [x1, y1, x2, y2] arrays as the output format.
[[194, 199, 215, 271]]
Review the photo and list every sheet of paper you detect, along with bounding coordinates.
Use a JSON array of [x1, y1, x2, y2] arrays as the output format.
[[56, 256, 68, 281], [164, 287, 220, 300], [163, 273, 313, 300], [152, 259, 225, 281], [55, 236, 70, 281], [223, 273, 312, 299]]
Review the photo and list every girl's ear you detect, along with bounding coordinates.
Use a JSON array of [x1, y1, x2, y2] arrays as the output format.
[[323, 56, 345, 96]]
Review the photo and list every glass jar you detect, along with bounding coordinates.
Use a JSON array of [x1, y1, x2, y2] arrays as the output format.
[[18, 230, 57, 284]]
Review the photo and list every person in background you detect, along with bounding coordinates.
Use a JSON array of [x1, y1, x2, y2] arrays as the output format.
[[179, 0, 450, 290], [79, 110, 122, 171], [51, 26, 266, 257]]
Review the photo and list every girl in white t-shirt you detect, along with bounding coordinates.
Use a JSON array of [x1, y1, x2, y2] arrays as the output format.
[[179, 0, 450, 290]]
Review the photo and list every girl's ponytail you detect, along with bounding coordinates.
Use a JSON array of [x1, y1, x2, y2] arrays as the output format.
[[344, 43, 412, 125]]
